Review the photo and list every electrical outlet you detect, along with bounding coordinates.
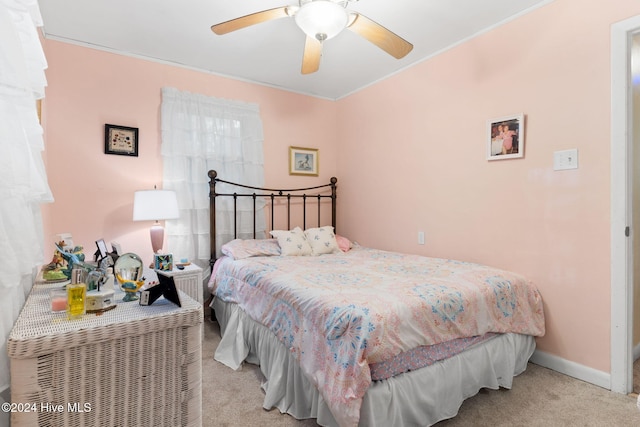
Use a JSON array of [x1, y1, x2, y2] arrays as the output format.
[[418, 231, 425, 245]]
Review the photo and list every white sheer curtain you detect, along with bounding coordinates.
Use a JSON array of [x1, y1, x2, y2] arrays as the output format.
[[0, 0, 52, 412], [161, 87, 265, 269]]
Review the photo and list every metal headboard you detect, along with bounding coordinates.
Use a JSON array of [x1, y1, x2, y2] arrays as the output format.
[[208, 170, 337, 269]]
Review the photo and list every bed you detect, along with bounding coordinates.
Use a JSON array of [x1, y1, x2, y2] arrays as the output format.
[[206, 170, 545, 427]]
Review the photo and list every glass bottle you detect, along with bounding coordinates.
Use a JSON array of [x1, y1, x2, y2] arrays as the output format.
[[67, 269, 86, 319]]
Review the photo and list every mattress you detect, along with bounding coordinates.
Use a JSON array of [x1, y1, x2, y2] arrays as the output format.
[[209, 245, 545, 426], [369, 332, 498, 380]]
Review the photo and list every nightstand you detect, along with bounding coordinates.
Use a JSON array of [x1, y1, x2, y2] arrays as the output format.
[[156, 264, 204, 304], [8, 284, 202, 427]]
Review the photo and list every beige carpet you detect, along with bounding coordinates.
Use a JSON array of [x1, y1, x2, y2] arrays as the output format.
[[634, 358, 640, 395], [202, 319, 640, 426]]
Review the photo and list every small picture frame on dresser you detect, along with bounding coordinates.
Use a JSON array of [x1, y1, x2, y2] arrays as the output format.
[[95, 239, 108, 258], [154, 254, 173, 271], [111, 241, 123, 255]]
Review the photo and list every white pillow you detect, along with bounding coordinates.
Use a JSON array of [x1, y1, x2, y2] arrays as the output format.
[[221, 239, 281, 260], [304, 226, 341, 255], [269, 227, 312, 256]]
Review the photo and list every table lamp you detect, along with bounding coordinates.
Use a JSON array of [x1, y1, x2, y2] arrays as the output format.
[[133, 189, 179, 254]]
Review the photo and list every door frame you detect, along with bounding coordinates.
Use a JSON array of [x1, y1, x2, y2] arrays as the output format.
[[610, 14, 640, 394]]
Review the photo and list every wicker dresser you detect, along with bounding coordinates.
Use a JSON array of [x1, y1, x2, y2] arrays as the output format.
[[7, 284, 203, 427]]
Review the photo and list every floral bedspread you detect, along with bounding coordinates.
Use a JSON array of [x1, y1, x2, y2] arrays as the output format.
[[212, 246, 545, 427]]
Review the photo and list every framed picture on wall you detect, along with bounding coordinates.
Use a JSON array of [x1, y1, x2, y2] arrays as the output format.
[[289, 146, 319, 176], [487, 114, 524, 160], [104, 124, 139, 157]]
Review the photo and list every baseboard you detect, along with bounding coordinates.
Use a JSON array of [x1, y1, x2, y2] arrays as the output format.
[[530, 349, 611, 390]]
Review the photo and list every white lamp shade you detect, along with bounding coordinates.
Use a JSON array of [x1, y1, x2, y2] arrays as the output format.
[[133, 190, 179, 221], [295, 0, 348, 41]]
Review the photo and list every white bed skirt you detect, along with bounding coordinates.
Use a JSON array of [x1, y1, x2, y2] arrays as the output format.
[[212, 298, 536, 427]]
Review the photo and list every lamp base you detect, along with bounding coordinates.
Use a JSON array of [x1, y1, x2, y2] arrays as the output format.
[[150, 223, 164, 254]]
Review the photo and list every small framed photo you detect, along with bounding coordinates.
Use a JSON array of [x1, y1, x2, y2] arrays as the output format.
[[289, 146, 319, 176], [110, 241, 123, 255], [487, 114, 524, 160], [154, 254, 173, 271], [105, 124, 139, 156], [95, 239, 108, 258]]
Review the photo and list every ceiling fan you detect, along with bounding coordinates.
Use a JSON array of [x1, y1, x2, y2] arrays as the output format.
[[211, 0, 413, 74]]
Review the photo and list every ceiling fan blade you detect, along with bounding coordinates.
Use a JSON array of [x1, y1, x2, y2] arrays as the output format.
[[347, 14, 413, 59], [211, 7, 289, 35], [301, 36, 322, 74]]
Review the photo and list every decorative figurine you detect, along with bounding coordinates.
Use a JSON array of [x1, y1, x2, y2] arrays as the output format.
[[55, 242, 87, 279]]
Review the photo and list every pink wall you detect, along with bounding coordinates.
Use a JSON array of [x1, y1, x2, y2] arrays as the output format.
[[335, 0, 640, 372], [41, 40, 338, 264], [40, 0, 640, 376]]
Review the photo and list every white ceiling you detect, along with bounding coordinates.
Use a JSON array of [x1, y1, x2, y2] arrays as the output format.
[[38, 0, 551, 100]]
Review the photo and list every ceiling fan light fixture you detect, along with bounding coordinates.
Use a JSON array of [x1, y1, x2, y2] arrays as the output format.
[[295, 0, 349, 42]]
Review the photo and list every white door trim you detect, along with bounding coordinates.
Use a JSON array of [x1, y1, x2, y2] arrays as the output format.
[[610, 14, 640, 394]]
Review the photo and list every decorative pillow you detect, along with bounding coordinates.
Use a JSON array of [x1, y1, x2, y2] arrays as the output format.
[[335, 234, 353, 252], [304, 226, 341, 255], [221, 239, 281, 260], [269, 227, 312, 256]]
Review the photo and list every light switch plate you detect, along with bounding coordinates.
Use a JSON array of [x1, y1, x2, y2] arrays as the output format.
[[553, 149, 578, 171]]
